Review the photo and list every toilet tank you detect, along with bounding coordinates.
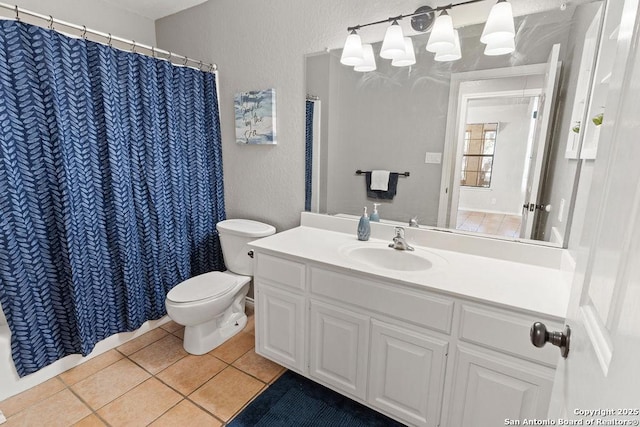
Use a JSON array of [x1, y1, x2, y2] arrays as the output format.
[[216, 219, 276, 275]]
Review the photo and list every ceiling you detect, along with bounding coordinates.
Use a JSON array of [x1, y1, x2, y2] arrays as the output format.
[[102, 0, 208, 20]]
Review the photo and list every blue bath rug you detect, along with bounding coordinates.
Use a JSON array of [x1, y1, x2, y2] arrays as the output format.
[[228, 370, 405, 426]]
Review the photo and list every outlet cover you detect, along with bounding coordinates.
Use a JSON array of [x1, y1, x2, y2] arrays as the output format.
[[425, 152, 442, 164]]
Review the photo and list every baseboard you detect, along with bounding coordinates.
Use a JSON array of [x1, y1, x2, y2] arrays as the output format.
[[245, 296, 255, 309]]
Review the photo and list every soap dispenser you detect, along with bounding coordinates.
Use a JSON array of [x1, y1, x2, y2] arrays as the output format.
[[370, 203, 380, 222], [357, 207, 371, 241]]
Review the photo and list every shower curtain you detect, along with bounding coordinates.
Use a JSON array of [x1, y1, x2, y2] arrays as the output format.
[[305, 100, 314, 211], [0, 21, 225, 376]]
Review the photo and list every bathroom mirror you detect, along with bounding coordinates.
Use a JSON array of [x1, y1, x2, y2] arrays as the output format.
[[305, 0, 605, 246]]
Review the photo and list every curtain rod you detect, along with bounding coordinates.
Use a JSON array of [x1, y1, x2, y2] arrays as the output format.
[[0, 2, 217, 73]]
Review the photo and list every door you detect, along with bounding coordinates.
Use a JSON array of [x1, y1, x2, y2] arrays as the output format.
[[368, 320, 448, 427], [520, 43, 561, 239], [309, 300, 369, 400], [546, 0, 640, 419], [256, 284, 306, 373], [448, 345, 554, 427]]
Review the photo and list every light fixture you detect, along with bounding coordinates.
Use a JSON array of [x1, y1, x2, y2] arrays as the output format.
[[426, 10, 455, 53], [354, 44, 377, 72], [340, 30, 364, 66], [340, 1, 517, 69], [435, 29, 462, 62], [480, 0, 515, 45], [392, 38, 416, 67], [380, 20, 406, 59], [484, 36, 515, 55]]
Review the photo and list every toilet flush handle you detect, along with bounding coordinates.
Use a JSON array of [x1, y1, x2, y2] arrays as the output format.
[[248, 250, 254, 259]]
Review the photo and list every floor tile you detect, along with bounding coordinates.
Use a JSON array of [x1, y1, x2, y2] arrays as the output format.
[[72, 414, 107, 427], [71, 358, 150, 410], [0, 377, 65, 417], [189, 366, 264, 421], [156, 353, 226, 395], [233, 349, 285, 383], [209, 332, 255, 363], [149, 399, 222, 427], [96, 378, 182, 426], [5, 389, 90, 427], [117, 327, 168, 356], [160, 320, 182, 333], [244, 313, 255, 335], [129, 334, 188, 374], [172, 327, 185, 339], [59, 349, 123, 386]]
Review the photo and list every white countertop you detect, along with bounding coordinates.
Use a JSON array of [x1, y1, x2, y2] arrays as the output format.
[[249, 226, 569, 319]]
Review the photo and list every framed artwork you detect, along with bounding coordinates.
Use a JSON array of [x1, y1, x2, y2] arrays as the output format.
[[234, 88, 277, 144]]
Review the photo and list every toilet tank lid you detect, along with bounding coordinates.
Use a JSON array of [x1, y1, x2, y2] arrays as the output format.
[[216, 219, 276, 238]]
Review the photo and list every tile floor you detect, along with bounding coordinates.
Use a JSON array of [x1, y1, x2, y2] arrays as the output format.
[[456, 210, 522, 238], [0, 307, 286, 426]]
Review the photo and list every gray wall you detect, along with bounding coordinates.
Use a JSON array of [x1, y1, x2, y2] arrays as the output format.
[[540, 2, 602, 243]]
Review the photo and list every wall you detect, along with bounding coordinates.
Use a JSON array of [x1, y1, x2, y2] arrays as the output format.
[[156, 1, 577, 232], [539, 3, 601, 243], [459, 100, 533, 215], [6, 0, 156, 45]]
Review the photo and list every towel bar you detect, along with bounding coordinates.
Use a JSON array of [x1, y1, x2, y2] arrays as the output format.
[[355, 170, 410, 177]]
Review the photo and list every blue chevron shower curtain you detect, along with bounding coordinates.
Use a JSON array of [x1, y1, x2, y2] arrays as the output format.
[[0, 21, 225, 376], [305, 100, 314, 212]]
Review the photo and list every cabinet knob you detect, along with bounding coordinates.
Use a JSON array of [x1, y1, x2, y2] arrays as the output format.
[[530, 322, 571, 358]]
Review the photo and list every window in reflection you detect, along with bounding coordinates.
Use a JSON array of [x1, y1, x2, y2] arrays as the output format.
[[461, 122, 498, 188]]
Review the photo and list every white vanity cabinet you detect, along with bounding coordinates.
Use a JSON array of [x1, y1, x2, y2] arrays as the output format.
[[252, 249, 563, 427]]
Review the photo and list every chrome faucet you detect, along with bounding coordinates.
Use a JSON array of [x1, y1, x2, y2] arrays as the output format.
[[409, 216, 419, 228], [389, 227, 414, 251]]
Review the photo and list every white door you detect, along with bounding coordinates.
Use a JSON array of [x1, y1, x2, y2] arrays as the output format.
[[546, 1, 640, 419], [520, 44, 561, 239], [368, 320, 448, 427], [309, 300, 369, 400]]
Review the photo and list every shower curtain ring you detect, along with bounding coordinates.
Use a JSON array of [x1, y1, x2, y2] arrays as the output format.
[[81, 25, 87, 39], [14, 5, 19, 22], [208, 64, 213, 72], [183, 56, 188, 66], [198, 60, 203, 70], [151, 47, 155, 58], [107, 33, 112, 47], [131, 41, 136, 53], [48, 16, 54, 30]]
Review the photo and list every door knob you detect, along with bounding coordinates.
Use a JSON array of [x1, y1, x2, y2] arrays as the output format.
[[530, 322, 570, 358]]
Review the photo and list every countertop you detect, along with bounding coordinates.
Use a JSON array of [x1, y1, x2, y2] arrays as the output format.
[[249, 226, 569, 319]]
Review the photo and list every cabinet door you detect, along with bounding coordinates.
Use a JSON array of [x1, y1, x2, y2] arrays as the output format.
[[368, 320, 448, 427], [255, 283, 306, 373], [309, 300, 369, 400], [448, 345, 554, 427]]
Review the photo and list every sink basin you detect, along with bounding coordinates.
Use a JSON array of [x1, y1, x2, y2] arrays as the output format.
[[340, 242, 443, 272]]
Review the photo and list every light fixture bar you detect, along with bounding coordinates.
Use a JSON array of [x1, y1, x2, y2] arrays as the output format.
[[346, 0, 487, 33]]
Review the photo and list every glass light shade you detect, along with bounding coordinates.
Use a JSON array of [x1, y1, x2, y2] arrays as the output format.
[[480, 0, 515, 45], [380, 21, 406, 59], [340, 32, 364, 66], [484, 36, 515, 55], [434, 29, 461, 62], [354, 44, 377, 72], [426, 10, 455, 53], [391, 37, 416, 67]]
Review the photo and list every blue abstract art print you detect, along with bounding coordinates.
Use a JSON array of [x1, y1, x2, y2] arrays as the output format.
[[234, 88, 277, 144]]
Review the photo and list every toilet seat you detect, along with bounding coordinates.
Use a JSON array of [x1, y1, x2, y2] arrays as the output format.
[[167, 272, 238, 304]]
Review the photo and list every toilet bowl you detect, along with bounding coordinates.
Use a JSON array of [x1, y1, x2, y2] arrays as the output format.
[[165, 219, 276, 355]]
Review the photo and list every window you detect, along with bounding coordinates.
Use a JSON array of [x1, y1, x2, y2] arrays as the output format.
[[460, 123, 498, 188]]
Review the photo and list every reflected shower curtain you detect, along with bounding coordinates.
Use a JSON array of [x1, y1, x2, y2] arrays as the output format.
[[305, 100, 314, 211], [0, 21, 225, 376]]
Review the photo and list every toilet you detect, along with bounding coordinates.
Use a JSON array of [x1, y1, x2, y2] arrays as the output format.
[[165, 219, 276, 355]]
